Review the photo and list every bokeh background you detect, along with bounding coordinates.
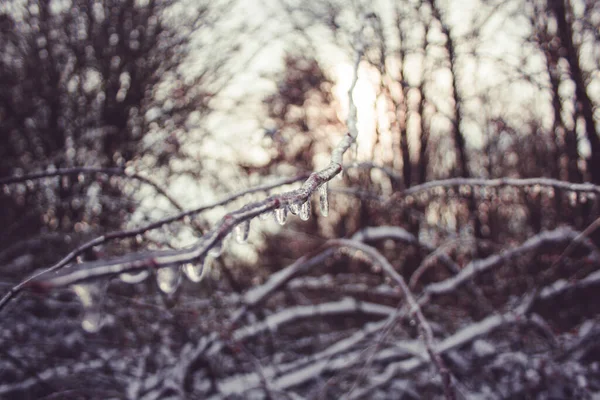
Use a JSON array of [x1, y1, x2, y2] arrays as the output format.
[[1, 0, 600, 398]]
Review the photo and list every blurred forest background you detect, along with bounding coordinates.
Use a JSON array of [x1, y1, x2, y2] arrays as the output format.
[[1, 0, 600, 398]]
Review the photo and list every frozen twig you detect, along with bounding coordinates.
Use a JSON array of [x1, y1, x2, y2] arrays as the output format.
[[348, 308, 528, 399], [424, 227, 593, 297], [398, 177, 600, 199], [0, 174, 309, 312], [232, 248, 336, 325], [213, 316, 422, 396], [0, 350, 119, 396], [233, 298, 396, 342], [332, 239, 455, 400]]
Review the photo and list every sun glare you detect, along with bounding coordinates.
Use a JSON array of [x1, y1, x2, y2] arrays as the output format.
[[333, 62, 379, 159]]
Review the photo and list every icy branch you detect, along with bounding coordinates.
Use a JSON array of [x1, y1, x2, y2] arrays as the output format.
[[233, 298, 396, 342], [401, 177, 600, 198], [424, 227, 595, 296], [331, 239, 455, 400], [6, 33, 366, 302], [0, 174, 309, 311], [348, 309, 527, 399]]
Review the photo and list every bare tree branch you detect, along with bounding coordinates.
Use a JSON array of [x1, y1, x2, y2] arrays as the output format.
[[0, 166, 185, 212], [0, 174, 309, 311]]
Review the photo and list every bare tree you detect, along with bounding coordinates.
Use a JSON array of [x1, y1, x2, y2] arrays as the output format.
[[1, 1, 600, 399]]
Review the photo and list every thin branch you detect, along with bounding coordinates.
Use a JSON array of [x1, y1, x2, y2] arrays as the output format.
[[348, 307, 529, 399], [232, 298, 396, 342], [424, 227, 596, 297], [333, 239, 455, 400], [0, 166, 185, 212], [398, 177, 600, 200], [0, 350, 120, 396], [0, 174, 309, 312]]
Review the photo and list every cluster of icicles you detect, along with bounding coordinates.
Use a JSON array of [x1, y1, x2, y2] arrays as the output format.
[[72, 183, 329, 332]]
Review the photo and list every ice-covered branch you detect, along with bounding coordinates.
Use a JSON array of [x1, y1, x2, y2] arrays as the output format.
[[0, 174, 309, 311], [400, 177, 600, 198], [331, 239, 455, 400], [424, 227, 596, 297], [352, 226, 463, 282], [233, 298, 396, 342], [8, 33, 366, 302], [0, 350, 120, 396], [348, 308, 528, 399]]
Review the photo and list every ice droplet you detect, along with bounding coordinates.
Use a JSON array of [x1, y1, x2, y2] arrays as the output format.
[[72, 282, 106, 333], [299, 200, 311, 221], [318, 183, 329, 217], [288, 202, 300, 215], [119, 270, 150, 284], [183, 257, 212, 283], [81, 309, 103, 333], [235, 220, 250, 243], [156, 266, 181, 294], [275, 207, 288, 225]]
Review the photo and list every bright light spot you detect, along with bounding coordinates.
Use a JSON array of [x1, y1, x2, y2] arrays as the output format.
[[333, 63, 379, 159]]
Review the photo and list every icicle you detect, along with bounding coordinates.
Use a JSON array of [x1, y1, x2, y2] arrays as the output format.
[[299, 199, 311, 221], [183, 257, 212, 283], [235, 220, 250, 243], [156, 266, 181, 295], [72, 282, 106, 333], [208, 240, 223, 258], [289, 202, 301, 215], [119, 270, 150, 284], [275, 207, 288, 225], [318, 183, 329, 217]]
